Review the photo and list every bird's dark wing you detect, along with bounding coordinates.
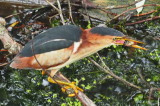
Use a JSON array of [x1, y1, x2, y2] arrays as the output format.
[[20, 25, 82, 57], [10, 25, 82, 69]]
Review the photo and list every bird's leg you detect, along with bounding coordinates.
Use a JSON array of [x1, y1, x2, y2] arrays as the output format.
[[41, 69, 58, 75], [47, 71, 83, 97], [41, 70, 46, 75], [48, 77, 83, 97]]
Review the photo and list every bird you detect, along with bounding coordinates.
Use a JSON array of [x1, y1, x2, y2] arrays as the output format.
[[10, 25, 147, 97]]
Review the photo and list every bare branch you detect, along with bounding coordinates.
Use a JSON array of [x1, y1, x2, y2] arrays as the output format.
[[0, 17, 22, 54], [149, 87, 159, 101], [68, 0, 75, 24], [54, 72, 96, 106], [56, 0, 65, 25], [126, 16, 160, 26], [45, 0, 65, 25], [136, 68, 152, 87], [88, 57, 141, 90], [110, 4, 160, 22], [0, 62, 8, 67], [45, 0, 59, 11]]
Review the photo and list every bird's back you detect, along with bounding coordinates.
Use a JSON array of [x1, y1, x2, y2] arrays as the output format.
[[10, 25, 82, 69], [20, 25, 82, 57]]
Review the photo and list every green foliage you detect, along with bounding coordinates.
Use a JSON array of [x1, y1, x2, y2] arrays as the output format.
[[61, 97, 81, 106], [134, 94, 143, 103]]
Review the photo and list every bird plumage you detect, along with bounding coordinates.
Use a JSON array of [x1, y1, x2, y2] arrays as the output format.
[[90, 27, 124, 36], [9, 25, 147, 97], [10, 25, 145, 71], [20, 25, 82, 57]]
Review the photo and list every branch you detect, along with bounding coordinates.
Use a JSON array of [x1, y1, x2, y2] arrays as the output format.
[[54, 72, 96, 106], [0, 62, 8, 67], [110, 4, 160, 22], [149, 87, 160, 102], [88, 55, 141, 90], [126, 16, 160, 26], [0, 17, 22, 54], [45, 0, 65, 25], [56, 0, 65, 25], [68, 0, 75, 24], [136, 68, 152, 87]]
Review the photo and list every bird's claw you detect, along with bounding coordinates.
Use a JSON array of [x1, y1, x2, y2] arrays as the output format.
[[61, 82, 84, 97], [48, 77, 84, 97]]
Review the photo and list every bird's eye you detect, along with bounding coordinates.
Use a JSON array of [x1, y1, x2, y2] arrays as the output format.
[[113, 37, 123, 41]]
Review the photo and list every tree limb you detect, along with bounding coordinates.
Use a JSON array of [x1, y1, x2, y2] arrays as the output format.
[[88, 56, 141, 90], [54, 72, 96, 106], [0, 17, 22, 54]]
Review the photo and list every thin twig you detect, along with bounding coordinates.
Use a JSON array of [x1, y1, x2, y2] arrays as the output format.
[[5, 12, 23, 19], [110, 4, 160, 22], [56, 0, 65, 25], [158, 97, 160, 106], [126, 16, 160, 26], [45, 0, 65, 25], [68, 0, 75, 24], [88, 57, 141, 90], [149, 87, 158, 101], [45, 0, 59, 11], [96, 53, 113, 74], [82, 0, 93, 27], [136, 68, 151, 87], [48, 14, 59, 24], [0, 63, 8, 67], [133, 10, 157, 17]]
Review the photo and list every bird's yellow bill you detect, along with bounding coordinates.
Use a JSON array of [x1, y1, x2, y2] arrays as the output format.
[[130, 44, 147, 50], [114, 37, 147, 50], [123, 38, 144, 44]]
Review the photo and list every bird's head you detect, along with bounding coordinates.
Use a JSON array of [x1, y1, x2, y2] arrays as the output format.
[[113, 37, 147, 50], [86, 27, 147, 50]]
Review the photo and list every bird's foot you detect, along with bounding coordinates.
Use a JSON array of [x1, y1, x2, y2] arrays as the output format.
[[48, 77, 83, 97], [61, 82, 84, 97]]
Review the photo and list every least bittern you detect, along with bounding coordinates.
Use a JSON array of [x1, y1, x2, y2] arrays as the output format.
[[10, 25, 147, 97]]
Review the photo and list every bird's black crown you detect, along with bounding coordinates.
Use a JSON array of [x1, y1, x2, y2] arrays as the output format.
[[90, 27, 124, 36]]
